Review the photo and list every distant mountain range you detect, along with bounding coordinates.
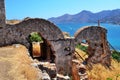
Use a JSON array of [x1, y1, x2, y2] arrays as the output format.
[[48, 9, 120, 25]]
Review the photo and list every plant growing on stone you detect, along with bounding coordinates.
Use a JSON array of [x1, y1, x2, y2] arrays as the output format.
[[116, 74, 120, 80], [76, 44, 88, 52], [106, 77, 113, 80], [106, 74, 120, 80], [112, 50, 120, 62], [29, 32, 43, 42]]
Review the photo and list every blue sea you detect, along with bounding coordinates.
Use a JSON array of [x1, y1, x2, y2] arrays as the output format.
[[56, 23, 120, 51]]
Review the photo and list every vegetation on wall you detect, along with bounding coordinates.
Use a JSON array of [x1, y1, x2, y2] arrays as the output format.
[[29, 32, 43, 42], [76, 44, 88, 52], [112, 50, 120, 62], [106, 74, 120, 80], [76, 43, 120, 62]]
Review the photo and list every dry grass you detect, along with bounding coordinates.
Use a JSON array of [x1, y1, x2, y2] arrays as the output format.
[[76, 48, 120, 80], [1, 44, 119, 80], [7, 20, 21, 24], [87, 60, 120, 80], [0, 44, 40, 80], [75, 48, 88, 62]]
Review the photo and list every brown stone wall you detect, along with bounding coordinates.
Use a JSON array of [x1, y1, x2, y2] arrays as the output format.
[[72, 60, 80, 80], [74, 26, 111, 67], [0, 0, 6, 27], [0, 17, 74, 76], [75, 26, 107, 43], [50, 38, 75, 75], [0, 18, 64, 48], [0, 0, 5, 28]]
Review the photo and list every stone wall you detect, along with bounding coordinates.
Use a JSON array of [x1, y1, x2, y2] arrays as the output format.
[[0, 18, 64, 47], [51, 38, 75, 75], [74, 26, 111, 67], [0, 0, 75, 76], [0, 18, 74, 76], [0, 0, 6, 27]]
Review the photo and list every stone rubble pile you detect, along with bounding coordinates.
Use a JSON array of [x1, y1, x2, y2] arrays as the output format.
[[72, 60, 88, 80]]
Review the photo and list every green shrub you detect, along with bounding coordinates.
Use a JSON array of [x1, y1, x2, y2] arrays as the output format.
[[116, 74, 120, 80], [112, 50, 120, 62], [76, 44, 88, 52], [106, 77, 112, 80], [106, 74, 120, 80], [29, 32, 43, 42]]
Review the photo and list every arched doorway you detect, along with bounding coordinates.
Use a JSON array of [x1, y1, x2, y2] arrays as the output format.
[[74, 26, 111, 67], [28, 32, 56, 63], [1, 18, 73, 77], [7, 18, 64, 63]]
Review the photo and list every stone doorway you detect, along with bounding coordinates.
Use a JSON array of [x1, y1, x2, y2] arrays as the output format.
[[29, 32, 56, 63], [39, 38, 55, 63]]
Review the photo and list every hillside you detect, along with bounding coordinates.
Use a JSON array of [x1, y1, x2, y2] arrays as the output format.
[[76, 48, 120, 80], [0, 44, 120, 80], [48, 9, 120, 25], [0, 44, 41, 80]]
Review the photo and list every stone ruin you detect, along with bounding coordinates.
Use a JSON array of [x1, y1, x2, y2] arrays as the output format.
[[0, 0, 5, 28], [74, 26, 111, 68], [0, 0, 111, 80]]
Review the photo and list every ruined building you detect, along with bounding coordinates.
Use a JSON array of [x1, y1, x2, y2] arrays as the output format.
[[74, 26, 111, 67], [0, 0, 111, 79], [0, 0, 5, 27]]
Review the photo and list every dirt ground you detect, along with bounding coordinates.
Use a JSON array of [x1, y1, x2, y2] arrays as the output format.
[[0, 44, 41, 80]]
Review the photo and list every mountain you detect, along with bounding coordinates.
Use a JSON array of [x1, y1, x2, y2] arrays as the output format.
[[48, 9, 120, 24]]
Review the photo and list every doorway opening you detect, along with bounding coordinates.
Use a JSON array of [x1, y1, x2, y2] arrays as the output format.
[[29, 32, 55, 63]]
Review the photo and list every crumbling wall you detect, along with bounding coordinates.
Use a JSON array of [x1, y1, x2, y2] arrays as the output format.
[[0, 0, 74, 76], [0, 18, 64, 47], [0, 18, 73, 77], [51, 38, 75, 75], [72, 60, 88, 80], [74, 26, 111, 67], [0, 0, 6, 27]]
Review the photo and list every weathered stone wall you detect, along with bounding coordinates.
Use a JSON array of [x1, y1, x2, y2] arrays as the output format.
[[51, 38, 75, 75], [74, 26, 107, 43], [0, 18, 74, 76], [0, 0, 74, 77], [72, 60, 88, 80], [0, 0, 6, 27], [0, 18, 64, 47], [74, 26, 111, 67]]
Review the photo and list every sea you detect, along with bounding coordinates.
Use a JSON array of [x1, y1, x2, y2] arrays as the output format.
[[56, 23, 120, 51]]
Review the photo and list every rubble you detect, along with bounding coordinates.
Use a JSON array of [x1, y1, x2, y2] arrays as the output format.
[[72, 60, 88, 80]]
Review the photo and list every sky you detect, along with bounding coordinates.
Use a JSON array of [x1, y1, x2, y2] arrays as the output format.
[[5, 0, 120, 20]]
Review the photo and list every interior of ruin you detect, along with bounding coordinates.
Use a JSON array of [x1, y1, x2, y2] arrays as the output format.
[[28, 32, 56, 63]]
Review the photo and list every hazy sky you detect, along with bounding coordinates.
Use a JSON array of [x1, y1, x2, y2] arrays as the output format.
[[5, 0, 120, 20]]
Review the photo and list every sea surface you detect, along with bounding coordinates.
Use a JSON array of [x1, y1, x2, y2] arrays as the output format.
[[56, 23, 120, 51]]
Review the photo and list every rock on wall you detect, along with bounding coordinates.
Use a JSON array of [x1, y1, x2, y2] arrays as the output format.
[[74, 26, 111, 67]]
